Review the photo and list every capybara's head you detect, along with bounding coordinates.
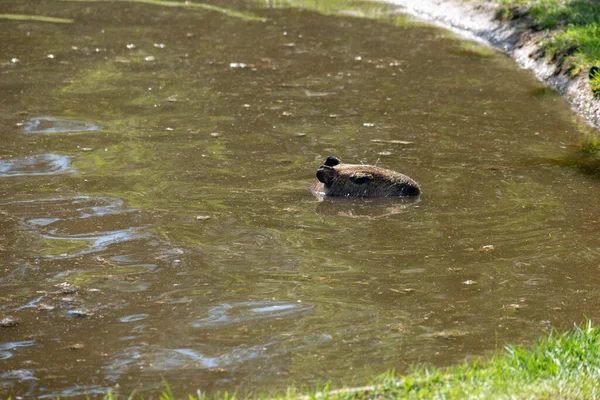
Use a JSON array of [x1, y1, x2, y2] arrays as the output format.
[[316, 156, 420, 197]]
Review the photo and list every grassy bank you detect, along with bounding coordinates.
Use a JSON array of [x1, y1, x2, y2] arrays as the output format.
[[99, 321, 600, 399], [497, 0, 600, 92]]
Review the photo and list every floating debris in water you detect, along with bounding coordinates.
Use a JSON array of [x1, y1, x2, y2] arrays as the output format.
[[281, 111, 293, 116], [388, 288, 415, 294], [296, 132, 307, 137], [303, 89, 329, 97], [210, 132, 220, 138], [66, 343, 85, 350], [503, 303, 527, 311], [37, 303, 55, 311], [126, 43, 136, 49], [229, 62, 247, 69], [463, 280, 477, 285], [431, 330, 467, 340], [479, 245, 495, 252], [11, 58, 19, 63], [145, 55, 155, 62], [196, 215, 211, 221], [378, 151, 392, 156], [153, 43, 166, 48], [0, 317, 19, 327], [55, 282, 78, 294], [354, 56, 362, 61], [371, 139, 413, 145], [46, 54, 54, 59], [363, 122, 375, 127]]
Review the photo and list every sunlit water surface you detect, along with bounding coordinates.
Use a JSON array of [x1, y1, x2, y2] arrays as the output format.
[[1, 0, 600, 397]]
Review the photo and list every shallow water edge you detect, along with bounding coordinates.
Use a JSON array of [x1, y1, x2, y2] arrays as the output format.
[[381, 0, 600, 128]]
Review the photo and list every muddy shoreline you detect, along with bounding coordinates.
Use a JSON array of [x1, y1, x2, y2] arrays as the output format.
[[383, 0, 600, 128]]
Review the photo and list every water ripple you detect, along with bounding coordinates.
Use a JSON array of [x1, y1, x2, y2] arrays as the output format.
[[22, 117, 100, 134], [0, 154, 74, 176], [150, 333, 332, 371], [1, 196, 132, 220], [40, 227, 149, 259], [120, 313, 149, 323], [191, 300, 313, 328], [0, 340, 36, 360]]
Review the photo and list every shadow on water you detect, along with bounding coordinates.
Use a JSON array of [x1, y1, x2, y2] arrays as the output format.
[[537, 154, 600, 177], [531, 137, 600, 177]]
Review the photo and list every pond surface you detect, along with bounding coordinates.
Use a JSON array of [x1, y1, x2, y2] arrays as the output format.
[[1, 0, 600, 397]]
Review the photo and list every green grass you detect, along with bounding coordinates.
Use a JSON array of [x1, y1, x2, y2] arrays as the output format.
[[581, 132, 600, 154], [96, 321, 600, 399], [498, 0, 600, 77]]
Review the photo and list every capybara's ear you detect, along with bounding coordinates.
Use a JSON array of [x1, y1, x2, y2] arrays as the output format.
[[324, 156, 341, 167], [316, 165, 336, 184]]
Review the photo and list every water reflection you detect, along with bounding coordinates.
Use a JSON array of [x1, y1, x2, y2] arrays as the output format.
[[0, 369, 36, 390], [37, 386, 114, 399], [314, 196, 421, 219], [0, 154, 74, 176]]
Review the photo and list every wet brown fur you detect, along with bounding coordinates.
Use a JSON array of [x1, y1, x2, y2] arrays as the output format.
[[315, 156, 420, 197]]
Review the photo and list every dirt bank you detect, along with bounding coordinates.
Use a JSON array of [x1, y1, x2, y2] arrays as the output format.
[[383, 0, 600, 128]]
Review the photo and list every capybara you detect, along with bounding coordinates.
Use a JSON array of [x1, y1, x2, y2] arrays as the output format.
[[315, 156, 420, 197]]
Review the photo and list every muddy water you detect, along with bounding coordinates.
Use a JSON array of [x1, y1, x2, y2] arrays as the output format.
[[1, 0, 600, 397]]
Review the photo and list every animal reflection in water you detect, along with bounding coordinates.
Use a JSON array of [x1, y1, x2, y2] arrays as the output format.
[[310, 156, 421, 219]]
